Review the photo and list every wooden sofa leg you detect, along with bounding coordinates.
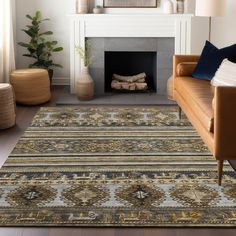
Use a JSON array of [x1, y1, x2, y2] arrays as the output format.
[[217, 160, 224, 186], [178, 106, 182, 120]]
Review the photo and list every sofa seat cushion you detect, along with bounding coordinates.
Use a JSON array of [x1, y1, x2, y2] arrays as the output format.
[[175, 76, 214, 132]]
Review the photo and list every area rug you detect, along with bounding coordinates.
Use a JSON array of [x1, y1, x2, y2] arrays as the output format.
[[0, 106, 235, 227]]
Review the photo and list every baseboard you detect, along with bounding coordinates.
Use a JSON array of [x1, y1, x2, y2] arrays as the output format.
[[52, 77, 70, 86]]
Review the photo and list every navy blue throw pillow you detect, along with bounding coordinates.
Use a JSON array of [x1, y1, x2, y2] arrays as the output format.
[[192, 41, 236, 81]]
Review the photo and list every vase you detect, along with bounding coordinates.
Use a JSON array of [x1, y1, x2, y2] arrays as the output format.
[[171, 0, 177, 13], [93, 7, 103, 14], [177, 0, 184, 14], [163, 0, 174, 14], [184, 0, 194, 13], [76, 67, 94, 101], [77, 0, 89, 14]]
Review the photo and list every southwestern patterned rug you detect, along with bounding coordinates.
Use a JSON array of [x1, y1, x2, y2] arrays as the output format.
[[0, 106, 235, 227]]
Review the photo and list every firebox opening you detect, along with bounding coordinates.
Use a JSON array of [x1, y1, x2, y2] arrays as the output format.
[[105, 51, 157, 93]]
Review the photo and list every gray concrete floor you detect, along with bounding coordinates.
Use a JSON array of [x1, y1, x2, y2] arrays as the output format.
[[56, 86, 176, 105]]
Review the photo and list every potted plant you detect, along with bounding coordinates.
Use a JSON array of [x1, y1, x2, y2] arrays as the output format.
[[75, 40, 94, 100], [18, 11, 63, 84]]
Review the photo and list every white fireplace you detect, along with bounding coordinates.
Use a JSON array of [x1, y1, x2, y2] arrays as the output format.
[[69, 14, 208, 93]]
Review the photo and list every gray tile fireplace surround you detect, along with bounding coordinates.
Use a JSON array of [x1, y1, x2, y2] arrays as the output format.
[[57, 37, 175, 105], [88, 37, 174, 96]]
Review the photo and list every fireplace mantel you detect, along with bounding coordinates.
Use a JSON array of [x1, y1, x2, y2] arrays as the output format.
[[69, 14, 205, 93]]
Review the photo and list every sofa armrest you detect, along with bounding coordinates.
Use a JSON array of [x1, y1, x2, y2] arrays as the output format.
[[173, 55, 200, 92], [173, 55, 200, 78], [214, 86, 236, 160]]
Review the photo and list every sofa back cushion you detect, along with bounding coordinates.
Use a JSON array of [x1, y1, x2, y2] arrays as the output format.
[[211, 59, 236, 87], [192, 41, 236, 81]]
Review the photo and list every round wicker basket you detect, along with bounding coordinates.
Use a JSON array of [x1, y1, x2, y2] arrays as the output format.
[[10, 69, 51, 105], [0, 84, 16, 129]]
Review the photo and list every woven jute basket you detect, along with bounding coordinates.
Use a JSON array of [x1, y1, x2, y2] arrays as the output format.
[[10, 69, 51, 105], [0, 84, 16, 129]]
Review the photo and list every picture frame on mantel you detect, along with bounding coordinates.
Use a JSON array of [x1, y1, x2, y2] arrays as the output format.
[[103, 0, 159, 8]]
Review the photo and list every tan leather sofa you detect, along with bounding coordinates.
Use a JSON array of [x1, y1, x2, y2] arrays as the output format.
[[173, 55, 236, 185]]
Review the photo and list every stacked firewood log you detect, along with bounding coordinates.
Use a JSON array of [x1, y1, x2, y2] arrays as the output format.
[[111, 72, 148, 91]]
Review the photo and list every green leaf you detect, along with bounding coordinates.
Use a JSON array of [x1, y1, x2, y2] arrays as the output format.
[[28, 48, 36, 54], [39, 31, 53, 36], [22, 54, 32, 58], [22, 29, 35, 37], [18, 42, 32, 48], [51, 41, 58, 45], [52, 63, 63, 68], [53, 47, 63, 52], [45, 41, 53, 47], [39, 37, 46, 42], [35, 11, 41, 20], [30, 42, 37, 49], [45, 60, 53, 66], [22, 54, 37, 59], [31, 61, 44, 68], [26, 25, 34, 29], [32, 20, 38, 26], [26, 14, 33, 20], [36, 43, 46, 56]]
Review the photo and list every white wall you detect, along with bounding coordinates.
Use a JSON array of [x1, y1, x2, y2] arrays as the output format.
[[15, 0, 235, 83], [14, 0, 195, 83], [15, 0, 75, 82], [212, 0, 236, 47]]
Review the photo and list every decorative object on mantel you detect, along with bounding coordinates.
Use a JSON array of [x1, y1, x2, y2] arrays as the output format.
[[103, 0, 159, 8], [195, 0, 226, 41], [170, 0, 177, 13], [184, 0, 195, 14], [76, 0, 89, 14], [18, 11, 63, 84], [163, 0, 174, 14], [176, 0, 184, 14], [111, 73, 148, 91], [93, 5, 104, 14], [75, 40, 94, 101]]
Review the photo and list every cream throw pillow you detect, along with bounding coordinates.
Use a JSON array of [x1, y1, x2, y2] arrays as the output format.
[[211, 59, 236, 87]]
